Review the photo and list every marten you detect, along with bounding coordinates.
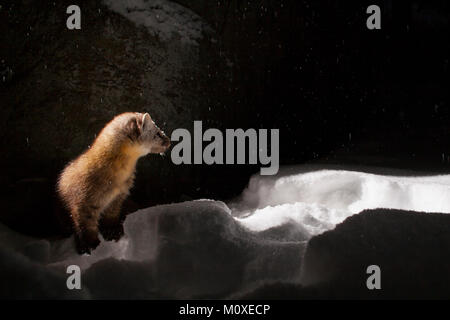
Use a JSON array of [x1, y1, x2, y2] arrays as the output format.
[[57, 112, 170, 254]]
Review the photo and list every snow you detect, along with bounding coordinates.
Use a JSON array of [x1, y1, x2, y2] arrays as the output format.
[[1, 166, 450, 298], [0, 200, 305, 298], [232, 168, 450, 237], [103, 0, 211, 45]]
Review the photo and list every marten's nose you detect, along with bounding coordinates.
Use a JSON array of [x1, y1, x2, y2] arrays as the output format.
[[163, 138, 171, 147]]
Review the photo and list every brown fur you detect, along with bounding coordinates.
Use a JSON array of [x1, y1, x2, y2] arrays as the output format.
[[57, 112, 170, 254]]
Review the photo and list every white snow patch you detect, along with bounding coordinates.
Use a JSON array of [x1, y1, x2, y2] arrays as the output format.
[[103, 0, 211, 45], [232, 169, 450, 236]]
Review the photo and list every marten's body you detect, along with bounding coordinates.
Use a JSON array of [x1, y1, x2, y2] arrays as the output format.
[[57, 112, 170, 254]]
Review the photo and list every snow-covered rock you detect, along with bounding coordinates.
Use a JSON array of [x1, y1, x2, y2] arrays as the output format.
[[103, 0, 212, 45]]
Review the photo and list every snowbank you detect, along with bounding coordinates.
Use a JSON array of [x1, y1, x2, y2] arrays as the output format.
[[299, 209, 450, 299], [0, 200, 304, 299], [236, 209, 450, 299], [1, 166, 450, 298], [103, 0, 211, 45], [232, 169, 450, 237]]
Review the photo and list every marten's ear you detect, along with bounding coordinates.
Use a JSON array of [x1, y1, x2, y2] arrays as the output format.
[[141, 113, 152, 131], [127, 116, 141, 141]]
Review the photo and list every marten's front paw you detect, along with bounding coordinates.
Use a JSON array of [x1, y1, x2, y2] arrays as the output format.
[[100, 224, 124, 242], [75, 234, 101, 255]]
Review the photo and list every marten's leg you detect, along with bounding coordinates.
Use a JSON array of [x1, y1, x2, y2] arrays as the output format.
[[99, 193, 126, 241], [75, 205, 101, 254]]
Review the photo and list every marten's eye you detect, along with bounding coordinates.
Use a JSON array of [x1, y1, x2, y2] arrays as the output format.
[[156, 131, 164, 139]]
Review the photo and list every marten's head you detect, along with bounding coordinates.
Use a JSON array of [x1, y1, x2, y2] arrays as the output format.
[[130, 112, 171, 155], [104, 112, 171, 155]]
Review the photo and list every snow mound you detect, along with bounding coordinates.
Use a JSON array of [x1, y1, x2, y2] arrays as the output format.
[[2, 166, 450, 298], [0, 200, 304, 299], [232, 169, 450, 237], [103, 0, 211, 45]]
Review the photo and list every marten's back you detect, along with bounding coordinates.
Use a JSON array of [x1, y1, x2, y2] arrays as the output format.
[[57, 113, 143, 210]]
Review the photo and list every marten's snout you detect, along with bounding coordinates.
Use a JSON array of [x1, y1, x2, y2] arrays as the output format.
[[162, 136, 171, 148], [157, 131, 171, 148]]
